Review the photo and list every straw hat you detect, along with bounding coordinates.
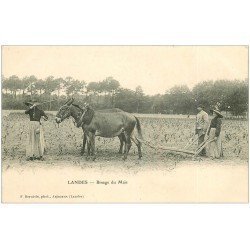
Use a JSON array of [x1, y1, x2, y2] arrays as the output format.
[[24, 99, 39, 106]]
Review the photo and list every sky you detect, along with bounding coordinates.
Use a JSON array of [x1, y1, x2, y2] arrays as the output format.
[[2, 46, 248, 95]]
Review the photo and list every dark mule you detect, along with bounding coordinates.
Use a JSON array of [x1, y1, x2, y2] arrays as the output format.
[[77, 104, 143, 160], [55, 99, 126, 155]]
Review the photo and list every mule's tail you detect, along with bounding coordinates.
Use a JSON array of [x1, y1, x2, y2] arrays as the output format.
[[135, 116, 143, 139]]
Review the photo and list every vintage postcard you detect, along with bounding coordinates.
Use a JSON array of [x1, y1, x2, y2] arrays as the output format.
[[1, 45, 248, 203]]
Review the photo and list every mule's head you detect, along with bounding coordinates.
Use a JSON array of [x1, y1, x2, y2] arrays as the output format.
[[55, 98, 74, 123]]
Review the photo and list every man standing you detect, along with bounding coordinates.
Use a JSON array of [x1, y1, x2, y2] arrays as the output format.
[[195, 104, 209, 156]]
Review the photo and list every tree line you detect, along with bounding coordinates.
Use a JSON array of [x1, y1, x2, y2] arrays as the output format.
[[1, 75, 248, 117]]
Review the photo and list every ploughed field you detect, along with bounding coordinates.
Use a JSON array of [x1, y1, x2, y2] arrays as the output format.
[[1, 111, 248, 163]]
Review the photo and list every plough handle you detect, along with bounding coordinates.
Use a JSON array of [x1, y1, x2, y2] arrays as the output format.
[[195, 138, 215, 156], [184, 135, 199, 149]]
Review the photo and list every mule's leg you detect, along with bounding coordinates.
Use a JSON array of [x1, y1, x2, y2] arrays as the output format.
[[123, 132, 132, 160], [89, 132, 96, 161], [118, 134, 124, 154], [127, 139, 132, 153], [87, 140, 91, 155], [131, 133, 142, 159], [123, 136, 127, 159], [85, 133, 91, 160], [122, 133, 126, 154], [81, 132, 87, 155]]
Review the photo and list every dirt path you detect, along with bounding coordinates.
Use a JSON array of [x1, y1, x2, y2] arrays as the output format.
[[2, 159, 248, 203]]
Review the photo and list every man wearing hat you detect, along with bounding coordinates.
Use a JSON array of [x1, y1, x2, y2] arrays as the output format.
[[24, 100, 48, 160], [195, 104, 209, 156], [206, 106, 223, 159]]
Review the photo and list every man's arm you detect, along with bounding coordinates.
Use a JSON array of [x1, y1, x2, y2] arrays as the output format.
[[203, 112, 209, 132], [215, 118, 222, 137], [25, 109, 30, 114], [195, 115, 198, 134], [41, 110, 48, 121]]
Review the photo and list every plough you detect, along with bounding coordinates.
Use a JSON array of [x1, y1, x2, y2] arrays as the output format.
[[138, 134, 215, 156]]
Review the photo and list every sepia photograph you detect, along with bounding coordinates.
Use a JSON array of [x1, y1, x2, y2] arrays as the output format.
[[1, 45, 248, 203]]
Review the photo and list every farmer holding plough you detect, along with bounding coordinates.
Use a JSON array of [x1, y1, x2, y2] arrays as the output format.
[[206, 106, 223, 159], [195, 104, 209, 156]]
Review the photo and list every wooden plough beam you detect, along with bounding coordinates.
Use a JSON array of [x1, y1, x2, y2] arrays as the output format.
[[137, 137, 215, 156]]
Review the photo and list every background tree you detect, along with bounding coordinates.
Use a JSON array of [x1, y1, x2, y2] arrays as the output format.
[[114, 88, 137, 112], [105, 77, 120, 107], [44, 76, 58, 110], [34, 79, 45, 96], [6, 75, 22, 99], [86, 81, 99, 104], [165, 85, 194, 114], [2, 75, 8, 94], [192, 81, 214, 109], [225, 80, 248, 116], [1, 75, 248, 118], [135, 85, 144, 113], [64, 76, 75, 97], [151, 94, 165, 113], [79, 80, 87, 96], [54, 77, 65, 97], [22, 75, 38, 98]]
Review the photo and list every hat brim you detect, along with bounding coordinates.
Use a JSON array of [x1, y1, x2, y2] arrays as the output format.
[[24, 102, 33, 106], [24, 101, 40, 106], [24, 100, 40, 105]]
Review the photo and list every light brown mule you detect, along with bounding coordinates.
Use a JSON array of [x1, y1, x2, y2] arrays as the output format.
[[77, 104, 143, 160], [55, 99, 126, 155]]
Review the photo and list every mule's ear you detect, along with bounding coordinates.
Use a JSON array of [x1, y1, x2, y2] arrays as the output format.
[[67, 98, 74, 106]]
